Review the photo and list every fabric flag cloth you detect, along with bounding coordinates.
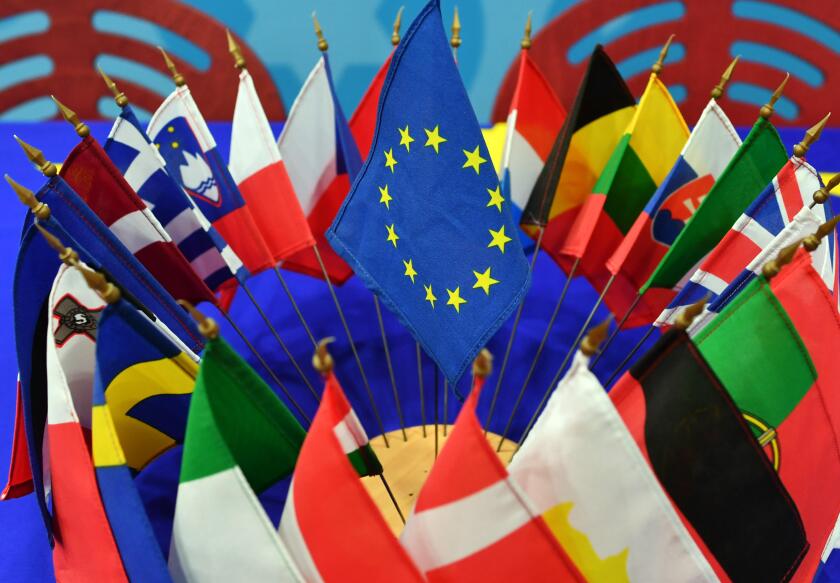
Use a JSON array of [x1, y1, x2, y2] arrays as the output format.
[[695, 248, 840, 580], [1, 379, 33, 499], [105, 102, 247, 292], [522, 45, 635, 265], [278, 373, 419, 581], [349, 53, 392, 157], [498, 48, 566, 230], [169, 335, 306, 582], [148, 84, 274, 275], [816, 514, 840, 582], [277, 54, 363, 284], [605, 98, 741, 327], [656, 157, 828, 330], [610, 328, 808, 581], [509, 350, 716, 581], [45, 263, 128, 582], [59, 132, 217, 306], [400, 360, 584, 580], [230, 67, 315, 262], [642, 114, 788, 295], [328, 0, 530, 384], [560, 70, 689, 318]]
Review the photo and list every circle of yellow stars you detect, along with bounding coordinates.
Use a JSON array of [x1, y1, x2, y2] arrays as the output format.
[[379, 123, 508, 314]]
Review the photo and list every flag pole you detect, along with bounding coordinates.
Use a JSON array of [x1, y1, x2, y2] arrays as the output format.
[[416, 342, 427, 437], [603, 326, 654, 387], [434, 368, 439, 459], [373, 295, 407, 441], [589, 291, 642, 370], [443, 380, 449, 436]]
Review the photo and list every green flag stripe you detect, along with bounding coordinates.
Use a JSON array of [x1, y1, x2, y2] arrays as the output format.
[[601, 138, 658, 234]]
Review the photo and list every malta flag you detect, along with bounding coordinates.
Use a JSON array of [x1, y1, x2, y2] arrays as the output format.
[[349, 54, 391, 157], [279, 373, 422, 581], [400, 376, 584, 581], [230, 67, 315, 262], [499, 49, 566, 228], [277, 55, 363, 284], [45, 264, 127, 581]]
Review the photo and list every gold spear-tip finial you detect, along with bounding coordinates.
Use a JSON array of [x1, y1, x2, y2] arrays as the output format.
[[158, 46, 186, 87], [51, 96, 90, 138], [652, 34, 675, 76], [226, 29, 247, 70], [392, 6, 404, 46], [312, 337, 336, 375], [177, 300, 219, 339], [760, 73, 789, 119], [762, 241, 801, 279], [34, 223, 79, 266], [450, 6, 462, 49], [5, 174, 50, 220], [77, 264, 121, 304], [312, 12, 329, 52], [675, 295, 709, 330], [813, 173, 840, 205], [521, 12, 533, 50], [98, 67, 128, 107], [473, 348, 493, 379], [13, 135, 57, 177], [710, 55, 739, 100], [580, 315, 613, 356], [793, 112, 831, 158], [804, 215, 840, 251]]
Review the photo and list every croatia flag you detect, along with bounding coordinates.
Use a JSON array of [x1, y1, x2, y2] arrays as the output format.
[[149, 85, 275, 275], [230, 67, 315, 262], [277, 55, 363, 284]]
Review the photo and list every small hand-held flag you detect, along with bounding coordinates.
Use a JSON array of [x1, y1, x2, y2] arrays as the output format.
[[327, 0, 530, 383]]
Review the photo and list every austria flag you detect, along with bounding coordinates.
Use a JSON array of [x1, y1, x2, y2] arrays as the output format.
[[278, 55, 363, 284]]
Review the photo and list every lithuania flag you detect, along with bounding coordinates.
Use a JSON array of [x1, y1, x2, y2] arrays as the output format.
[[521, 45, 635, 270], [643, 114, 787, 293], [560, 66, 689, 319]]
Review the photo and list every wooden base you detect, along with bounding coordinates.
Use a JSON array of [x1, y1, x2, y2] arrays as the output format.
[[361, 425, 517, 535]]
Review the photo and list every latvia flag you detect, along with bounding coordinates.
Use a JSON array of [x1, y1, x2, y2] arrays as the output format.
[[277, 55, 363, 284]]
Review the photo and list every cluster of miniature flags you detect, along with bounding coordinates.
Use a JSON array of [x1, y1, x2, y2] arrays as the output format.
[[4, 0, 840, 580]]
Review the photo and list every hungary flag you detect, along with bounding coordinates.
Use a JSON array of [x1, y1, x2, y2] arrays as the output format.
[[560, 69, 689, 318], [643, 115, 788, 294], [521, 45, 635, 270], [610, 329, 808, 581], [696, 249, 840, 579], [169, 336, 306, 581]]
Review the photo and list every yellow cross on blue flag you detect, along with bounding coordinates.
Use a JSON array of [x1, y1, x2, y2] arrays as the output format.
[[327, 0, 530, 383]]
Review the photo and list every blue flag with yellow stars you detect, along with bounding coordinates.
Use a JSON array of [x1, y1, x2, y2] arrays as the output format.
[[327, 0, 530, 383]]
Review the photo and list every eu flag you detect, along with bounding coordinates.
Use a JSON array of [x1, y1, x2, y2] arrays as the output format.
[[327, 0, 529, 383]]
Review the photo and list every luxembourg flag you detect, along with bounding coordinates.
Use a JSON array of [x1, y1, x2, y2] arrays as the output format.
[[655, 156, 824, 328], [277, 55, 363, 284], [230, 67, 315, 262], [149, 84, 275, 275], [105, 103, 247, 292], [499, 49, 566, 237]]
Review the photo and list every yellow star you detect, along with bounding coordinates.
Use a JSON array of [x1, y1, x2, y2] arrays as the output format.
[[379, 184, 393, 209], [398, 125, 414, 152], [446, 287, 467, 313], [424, 125, 447, 154], [488, 225, 512, 253], [486, 186, 504, 212], [424, 284, 437, 308], [472, 267, 500, 295], [462, 146, 487, 174], [384, 148, 397, 173], [403, 259, 418, 283], [386, 224, 399, 247]]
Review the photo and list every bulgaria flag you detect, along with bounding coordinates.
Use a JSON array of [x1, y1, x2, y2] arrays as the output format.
[[278, 373, 420, 580], [605, 97, 741, 327], [400, 377, 584, 581], [522, 45, 634, 265], [695, 247, 840, 580], [610, 328, 808, 581], [560, 68, 689, 318], [499, 48, 566, 228], [169, 335, 306, 582], [230, 67, 315, 262], [509, 350, 716, 581], [277, 55, 363, 284], [349, 54, 392, 157], [45, 264, 127, 581]]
